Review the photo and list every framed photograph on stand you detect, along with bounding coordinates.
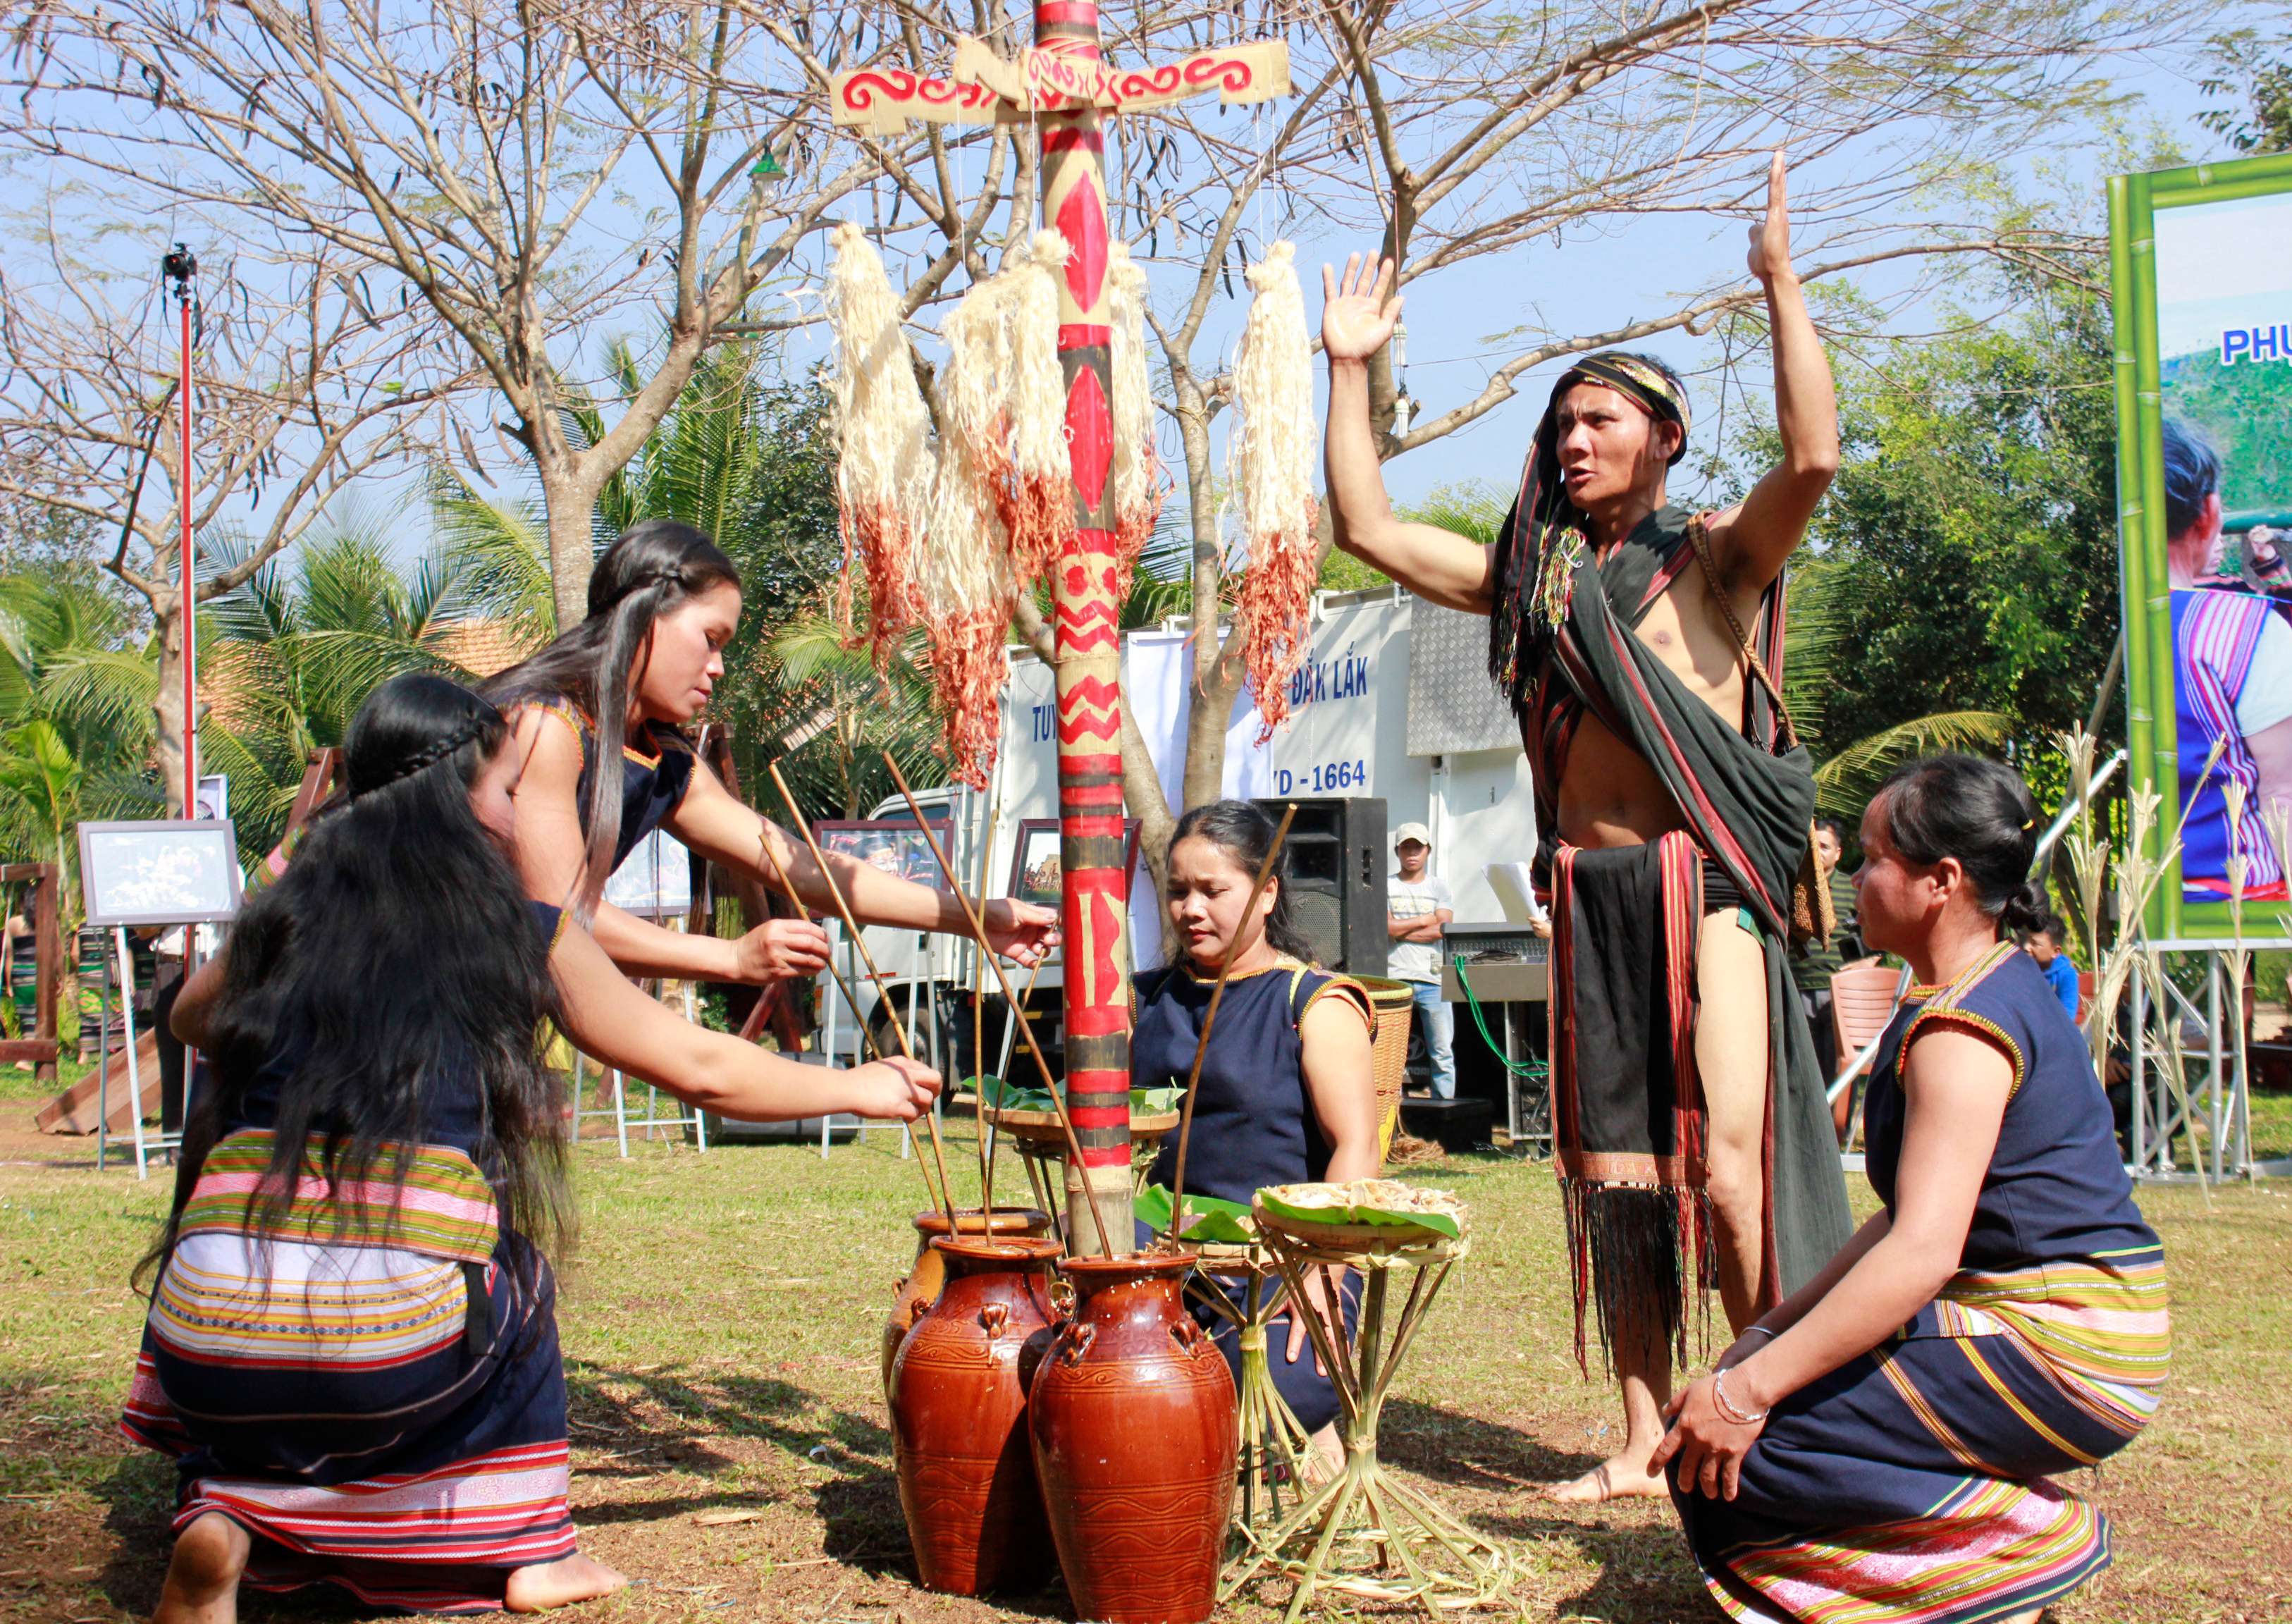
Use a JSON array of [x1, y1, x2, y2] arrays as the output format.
[[75, 819, 242, 1180], [813, 816, 955, 888], [79, 820, 242, 929], [604, 829, 695, 921], [1006, 818, 1140, 907]]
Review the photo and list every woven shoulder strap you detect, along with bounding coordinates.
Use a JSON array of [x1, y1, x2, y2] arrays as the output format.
[[1685, 512, 1800, 749]]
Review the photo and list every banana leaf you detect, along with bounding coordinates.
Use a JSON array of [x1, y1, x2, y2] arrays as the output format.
[[1135, 1185, 1257, 1245], [1255, 1186, 1462, 1242], [980, 1076, 1184, 1116]]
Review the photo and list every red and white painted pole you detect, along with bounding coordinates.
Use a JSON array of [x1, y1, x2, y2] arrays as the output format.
[[1033, 0, 1133, 1255], [164, 244, 198, 818]]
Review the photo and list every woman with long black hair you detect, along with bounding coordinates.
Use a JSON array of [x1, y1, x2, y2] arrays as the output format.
[[129, 674, 939, 1623], [483, 519, 1056, 985], [1655, 754, 2167, 1623], [1133, 799, 1381, 1462]]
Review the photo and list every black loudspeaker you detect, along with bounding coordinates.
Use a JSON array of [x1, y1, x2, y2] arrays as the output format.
[[1252, 796, 1387, 977]]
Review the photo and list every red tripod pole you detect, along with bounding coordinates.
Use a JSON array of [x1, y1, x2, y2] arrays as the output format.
[[1035, 0, 1133, 1256], [177, 286, 197, 818]]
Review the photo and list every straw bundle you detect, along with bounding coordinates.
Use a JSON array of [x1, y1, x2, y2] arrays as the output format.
[[921, 278, 1020, 787], [827, 222, 932, 662], [1107, 240, 1162, 605], [1002, 229, 1077, 584], [1230, 241, 1318, 740]]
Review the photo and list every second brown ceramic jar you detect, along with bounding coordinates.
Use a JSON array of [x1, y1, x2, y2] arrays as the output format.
[[888, 1235, 1061, 1595], [1029, 1251, 1237, 1624], [881, 1205, 1055, 1394]]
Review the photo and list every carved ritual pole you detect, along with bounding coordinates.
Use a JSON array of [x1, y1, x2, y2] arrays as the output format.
[[827, 23, 1289, 1257], [1034, 1, 1131, 1257]]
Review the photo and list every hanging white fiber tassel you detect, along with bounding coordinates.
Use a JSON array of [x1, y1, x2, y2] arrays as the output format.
[[920, 278, 1018, 788], [1230, 240, 1319, 739], [1002, 228, 1076, 585], [827, 221, 932, 663], [1107, 240, 1162, 607]]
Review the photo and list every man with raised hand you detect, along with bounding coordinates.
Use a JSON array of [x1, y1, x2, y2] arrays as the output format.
[[1318, 154, 1854, 1502]]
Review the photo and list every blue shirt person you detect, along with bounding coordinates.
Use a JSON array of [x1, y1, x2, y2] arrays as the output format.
[[2023, 918, 2081, 1021]]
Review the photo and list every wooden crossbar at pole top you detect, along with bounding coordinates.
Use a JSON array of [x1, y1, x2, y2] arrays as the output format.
[[825, 15, 1289, 1255]]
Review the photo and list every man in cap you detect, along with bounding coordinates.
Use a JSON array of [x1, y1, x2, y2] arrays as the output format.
[[1386, 822, 1455, 1099], [1317, 154, 1852, 1501]]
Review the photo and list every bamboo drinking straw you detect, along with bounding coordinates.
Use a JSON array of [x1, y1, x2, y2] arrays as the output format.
[[880, 753, 1119, 1258], [763, 764, 961, 1230], [1164, 804, 1295, 1244]]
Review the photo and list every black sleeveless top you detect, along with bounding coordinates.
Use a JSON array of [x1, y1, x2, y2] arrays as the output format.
[[1868, 943, 2158, 1272], [521, 701, 694, 869], [221, 902, 569, 1162], [1135, 961, 1375, 1207]]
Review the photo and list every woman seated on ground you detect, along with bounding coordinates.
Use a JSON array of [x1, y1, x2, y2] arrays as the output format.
[[1656, 753, 2168, 1624], [1133, 800, 1381, 1462], [128, 674, 940, 1624], [483, 519, 1055, 985]]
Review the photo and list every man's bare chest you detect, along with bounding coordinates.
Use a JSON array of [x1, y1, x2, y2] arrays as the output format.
[[1625, 574, 1750, 724]]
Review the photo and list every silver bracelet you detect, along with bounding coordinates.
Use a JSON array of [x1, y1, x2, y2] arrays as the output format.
[[1713, 1367, 1770, 1425], [1744, 1325, 1777, 1340]]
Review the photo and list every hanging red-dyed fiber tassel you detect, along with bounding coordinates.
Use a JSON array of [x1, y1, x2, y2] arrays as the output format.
[[827, 222, 932, 664], [920, 276, 1018, 788], [1231, 241, 1318, 741]]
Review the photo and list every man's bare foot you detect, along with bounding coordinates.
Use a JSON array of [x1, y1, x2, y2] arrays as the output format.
[[1544, 1451, 1672, 1503], [154, 1511, 249, 1624], [505, 1554, 628, 1613]]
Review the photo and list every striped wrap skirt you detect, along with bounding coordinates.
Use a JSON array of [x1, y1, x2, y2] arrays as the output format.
[[121, 1131, 575, 1613], [1671, 1247, 2169, 1623]]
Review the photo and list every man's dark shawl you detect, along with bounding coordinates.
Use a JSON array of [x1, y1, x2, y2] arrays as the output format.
[[1488, 379, 1853, 1368]]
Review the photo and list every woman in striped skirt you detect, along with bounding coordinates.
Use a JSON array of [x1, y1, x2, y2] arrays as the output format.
[[128, 675, 939, 1620], [1655, 753, 2168, 1623]]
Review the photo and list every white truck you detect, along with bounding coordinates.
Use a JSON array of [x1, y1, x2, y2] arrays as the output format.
[[825, 585, 1541, 1071]]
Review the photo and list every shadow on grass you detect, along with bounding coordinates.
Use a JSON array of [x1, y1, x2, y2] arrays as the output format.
[[566, 1361, 1071, 1615], [1381, 1398, 1603, 1488], [83, 1451, 171, 1620], [1486, 1511, 1716, 1622], [567, 1362, 889, 1470], [565, 1365, 897, 1568], [1373, 1400, 1719, 1620]]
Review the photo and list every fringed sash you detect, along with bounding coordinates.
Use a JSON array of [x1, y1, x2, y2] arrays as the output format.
[[1551, 829, 1717, 1371]]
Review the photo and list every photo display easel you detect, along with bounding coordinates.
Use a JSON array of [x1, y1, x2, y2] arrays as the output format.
[[586, 829, 710, 1155], [76, 818, 242, 1178], [2106, 149, 2292, 1181], [2121, 939, 2289, 1181]]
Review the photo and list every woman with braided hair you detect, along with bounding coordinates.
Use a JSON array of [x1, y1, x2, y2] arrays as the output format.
[[484, 520, 1057, 984], [128, 675, 941, 1622], [1656, 754, 2167, 1623]]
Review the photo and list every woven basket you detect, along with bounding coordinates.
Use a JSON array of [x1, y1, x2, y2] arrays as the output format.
[[1352, 976, 1417, 1160]]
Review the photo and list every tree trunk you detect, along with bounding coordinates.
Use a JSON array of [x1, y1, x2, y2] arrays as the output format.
[[151, 605, 191, 818], [541, 467, 596, 633], [1172, 380, 1236, 818], [1180, 639, 1243, 815]]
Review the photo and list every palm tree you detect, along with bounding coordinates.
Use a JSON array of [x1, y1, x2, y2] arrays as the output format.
[[0, 569, 163, 1020], [435, 338, 957, 818], [1770, 551, 2009, 818], [202, 504, 499, 859]]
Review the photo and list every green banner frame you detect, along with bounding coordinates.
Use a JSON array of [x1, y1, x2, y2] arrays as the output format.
[[2109, 152, 2292, 940]]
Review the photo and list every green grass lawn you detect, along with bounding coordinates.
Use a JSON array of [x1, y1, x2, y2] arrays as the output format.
[[2, 1129, 2288, 1624]]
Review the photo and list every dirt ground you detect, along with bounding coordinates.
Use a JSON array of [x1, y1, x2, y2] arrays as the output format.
[[2, 1093, 2288, 1624]]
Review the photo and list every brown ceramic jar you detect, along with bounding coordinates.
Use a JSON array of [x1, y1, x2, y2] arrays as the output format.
[[889, 1236, 1061, 1595], [882, 1206, 1056, 1394], [1029, 1251, 1238, 1624]]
